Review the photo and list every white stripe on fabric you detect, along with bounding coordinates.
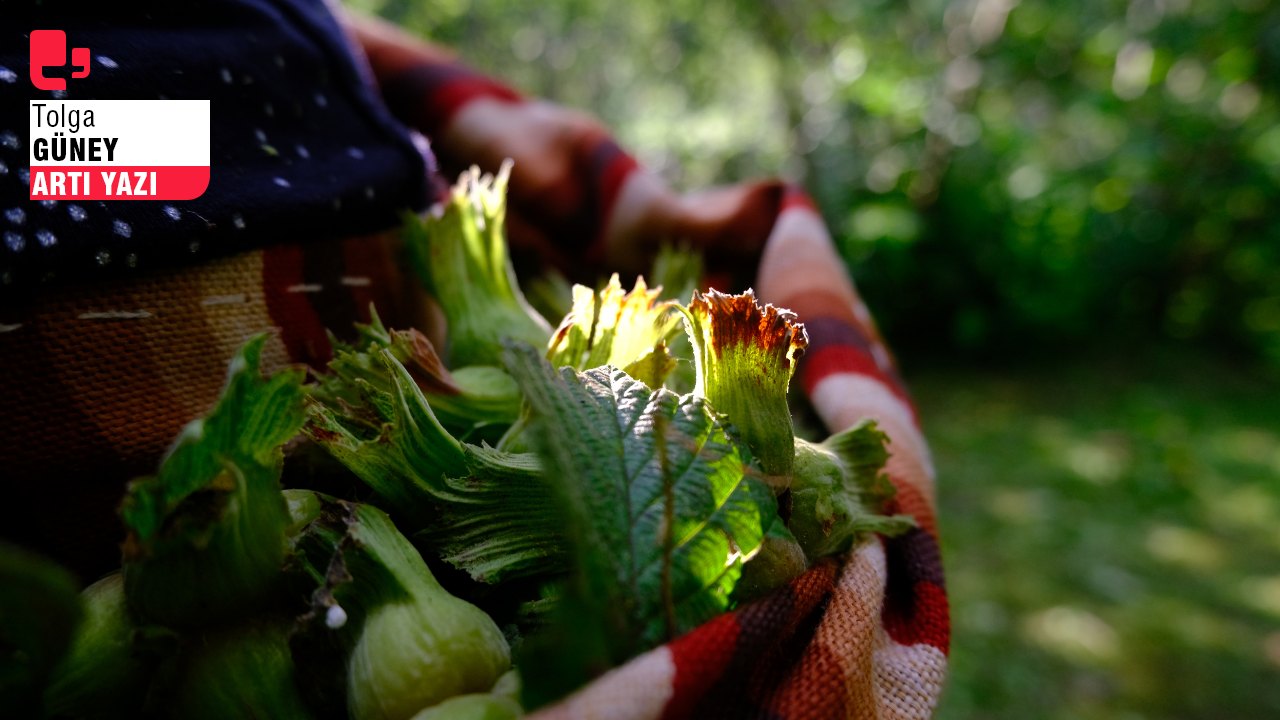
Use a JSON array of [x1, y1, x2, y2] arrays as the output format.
[[873, 637, 948, 720], [528, 645, 675, 720], [78, 310, 153, 320], [809, 372, 935, 481], [756, 205, 859, 304]]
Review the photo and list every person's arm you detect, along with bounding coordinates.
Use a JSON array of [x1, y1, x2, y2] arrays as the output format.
[[347, 12, 779, 281]]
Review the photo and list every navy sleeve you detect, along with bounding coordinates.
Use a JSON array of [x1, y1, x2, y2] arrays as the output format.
[[0, 0, 434, 298]]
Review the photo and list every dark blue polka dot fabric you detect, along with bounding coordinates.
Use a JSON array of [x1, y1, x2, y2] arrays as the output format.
[[0, 0, 433, 298]]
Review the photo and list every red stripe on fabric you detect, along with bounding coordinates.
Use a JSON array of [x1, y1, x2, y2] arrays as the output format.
[[379, 62, 524, 140], [341, 233, 405, 329], [800, 344, 914, 412], [884, 478, 938, 540], [583, 146, 640, 265], [595, 150, 638, 236], [662, 613, 742, 720], [419, 78, 522, 137], [780, 185, 818, 213], [262, 244, 332, 366], [882, 579, 950, 655]]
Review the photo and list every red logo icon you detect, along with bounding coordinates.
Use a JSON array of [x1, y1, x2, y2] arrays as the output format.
[[30, 30, 90, 91]]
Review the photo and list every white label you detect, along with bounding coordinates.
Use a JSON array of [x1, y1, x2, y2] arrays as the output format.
[[30, 100, 210, 166]]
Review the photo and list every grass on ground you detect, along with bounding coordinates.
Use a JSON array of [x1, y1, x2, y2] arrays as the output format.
[[910, 351, 1280, 720]]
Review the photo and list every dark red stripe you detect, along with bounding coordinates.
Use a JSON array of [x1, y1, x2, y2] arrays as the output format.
[[663, 613, 742, 719], [341, 234, 404, 329], [881, 528, 950, 655], [683, 560, 836, 719], [774, 289, 865, 335], [583, 139, 640, 264], [803, 316, 873, 355], [884, 525, 945, 588], [882, 579, 950, 654], [303, 239, 361, 347], [263, 244, 332, 366], [701, 273, 732, 294], [382, 63, 523, 139]]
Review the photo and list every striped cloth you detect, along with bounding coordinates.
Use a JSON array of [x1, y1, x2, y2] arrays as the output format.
[[1, 13, 948, 718]]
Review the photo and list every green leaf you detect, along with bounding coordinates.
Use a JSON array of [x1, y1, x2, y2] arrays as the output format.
[[415, 444, 568, 584], [821, 418, 900, 509], [314, 311, 520, 435], [425, 366, 522, 433], [650, 243, 704, 304], [302, 349, 467, 525], [679, 290, 808, 479], [121, 335, 305, 541], [501, 342, 774, 699], [0, 542, 82, 717], [307, 350, 563, 586], [403, 163, 551, 367], [622, 343, 679, 390], [120, 334, 306, 627]]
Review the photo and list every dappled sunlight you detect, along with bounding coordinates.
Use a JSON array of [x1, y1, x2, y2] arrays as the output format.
[[989, 489, 1049, 524], [1023, 605, 1121, 665], [1266, 633, 1280, 668], [915, 358, 1280, 718], [1145, 525, 1227, 573], [1241, 576, 1280, 618]]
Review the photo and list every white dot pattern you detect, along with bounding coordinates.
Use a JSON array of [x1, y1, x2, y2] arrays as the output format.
[[1, 4, 431, 291]]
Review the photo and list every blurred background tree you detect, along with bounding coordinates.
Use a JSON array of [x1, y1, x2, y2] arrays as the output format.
[[348, 1, 1280, 716], [355, 0, 1280, 369]]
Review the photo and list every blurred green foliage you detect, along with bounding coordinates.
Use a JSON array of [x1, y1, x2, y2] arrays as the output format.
[[917, 352, 1280, 718], [343, 3, 1280, 714], [352, 0, 1280, 366]]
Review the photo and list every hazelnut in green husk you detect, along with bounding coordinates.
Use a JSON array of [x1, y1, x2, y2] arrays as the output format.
[[44, 573, 159, 720]]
